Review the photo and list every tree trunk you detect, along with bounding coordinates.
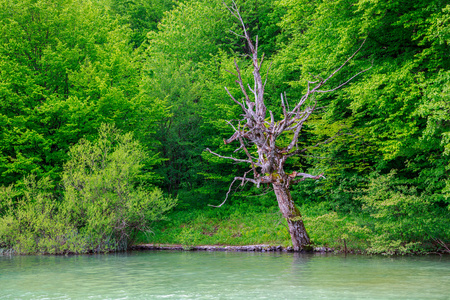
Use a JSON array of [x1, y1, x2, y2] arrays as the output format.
[[273, 183, 310, 251]]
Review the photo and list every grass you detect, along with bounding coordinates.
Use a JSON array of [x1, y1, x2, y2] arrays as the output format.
[[138, 205, 291, 247], [137, 196, 450, 255], [136, 202, 372, 252]]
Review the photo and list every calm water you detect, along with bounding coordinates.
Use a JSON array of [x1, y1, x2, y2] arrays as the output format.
[[0, 251, 448, 299]]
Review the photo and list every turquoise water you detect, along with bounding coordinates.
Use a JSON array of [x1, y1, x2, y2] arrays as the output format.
[[0, 251, 448, 299]]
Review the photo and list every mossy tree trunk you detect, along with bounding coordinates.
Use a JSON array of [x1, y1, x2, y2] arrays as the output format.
[[273, 183, 310, 250]]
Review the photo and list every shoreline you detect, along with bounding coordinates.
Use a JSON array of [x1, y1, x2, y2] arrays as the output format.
[[130, 244, 448, 255], [131, 244, 337, 253]]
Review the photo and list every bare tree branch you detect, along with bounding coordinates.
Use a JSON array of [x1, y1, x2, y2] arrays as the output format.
[[317, 64, 373, 93], [233, 59, 251, 104], [238, 136, 258, 177], [317, 39, 367, 88], [208, 177, 238, 208], [263, 61, 273, 89], [224, 68, 238, 77], [224, 86, 246, 111], [206, 148, 254, 164], [290, 172, 326, 185], [228, 29, 245, 39]]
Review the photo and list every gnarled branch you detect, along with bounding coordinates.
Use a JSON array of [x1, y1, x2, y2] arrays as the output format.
[[206, 148, 255, 165]]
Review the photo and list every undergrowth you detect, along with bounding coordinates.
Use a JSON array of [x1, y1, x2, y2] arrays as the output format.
[[139, 204, 291, 248], [138, 202, 372, 252], [139, 185, 449, 255]]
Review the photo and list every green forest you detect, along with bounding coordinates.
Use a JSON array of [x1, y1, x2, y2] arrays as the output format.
[[0, 0, 449, 255]]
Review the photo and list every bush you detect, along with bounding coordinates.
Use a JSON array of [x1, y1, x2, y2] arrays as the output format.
[[358, 171, 450, 254], [302, 203, 372, 251], [0, 124, 176, 254], [0, 175, 81, 254], [62, 124, 176, 251]]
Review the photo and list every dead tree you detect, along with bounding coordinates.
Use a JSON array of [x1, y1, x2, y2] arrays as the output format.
[[207, 1, 370, 251]]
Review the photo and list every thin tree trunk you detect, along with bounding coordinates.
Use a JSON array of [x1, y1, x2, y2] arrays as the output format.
[[273, 183, 310, 251]]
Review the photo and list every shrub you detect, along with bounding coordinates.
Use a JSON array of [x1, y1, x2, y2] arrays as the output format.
[[358, 171, 449, 254], [62, 124, 177, 251], [302, 203, 371, 251], [0, 124, 176, 254], [0, 175, 79, 254]]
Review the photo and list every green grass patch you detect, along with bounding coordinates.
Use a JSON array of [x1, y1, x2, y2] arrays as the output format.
[[138, 204, 292, 248], [138, 188, 449, 255], [302, 202, 371, 251], [137, 202, 373, 251]]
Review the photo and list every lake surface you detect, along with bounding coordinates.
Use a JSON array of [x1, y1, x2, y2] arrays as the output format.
[[0, 251, 448, 299]]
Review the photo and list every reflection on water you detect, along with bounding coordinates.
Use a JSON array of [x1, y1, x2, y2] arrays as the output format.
[[0, 251, 448, 299]]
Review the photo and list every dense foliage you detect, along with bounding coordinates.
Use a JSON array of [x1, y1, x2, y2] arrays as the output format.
[[1, 0, 449, 254], [0, 125, 175, 253]]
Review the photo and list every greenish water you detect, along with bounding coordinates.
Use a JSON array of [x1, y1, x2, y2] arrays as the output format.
[[0, 251, 448, 299]]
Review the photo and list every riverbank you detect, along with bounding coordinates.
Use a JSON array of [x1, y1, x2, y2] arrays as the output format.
[[137, 204, 449, 255], [137, 203, 375, 253], [131, 244, 337, 253]]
